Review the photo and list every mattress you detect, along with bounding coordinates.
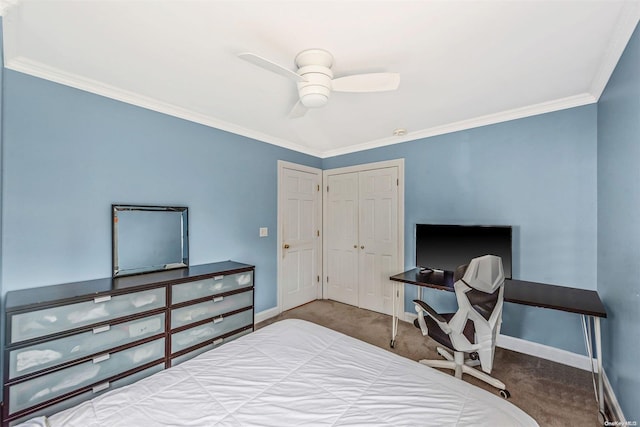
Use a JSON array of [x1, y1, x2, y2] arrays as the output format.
[[19, 319, 538, 426]]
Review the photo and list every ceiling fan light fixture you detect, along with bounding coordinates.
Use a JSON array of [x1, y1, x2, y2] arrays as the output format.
[[299, 84, 331, 108], [301, 93, 329, 108]]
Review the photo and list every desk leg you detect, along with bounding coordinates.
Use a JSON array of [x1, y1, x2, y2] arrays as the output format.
[[391, 282, 399, 348], [585, 314, 605, 421], [595, 316, 604, 417]]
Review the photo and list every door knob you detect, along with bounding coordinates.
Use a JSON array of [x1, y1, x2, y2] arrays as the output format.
[[283, 244, 290, 249], [361, 245, 365, 249], [353, 245, 357, 249]]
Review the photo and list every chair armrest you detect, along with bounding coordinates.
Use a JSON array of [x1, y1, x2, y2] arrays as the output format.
[[413, 299, 452, 335], [413, 299, 446, 323]]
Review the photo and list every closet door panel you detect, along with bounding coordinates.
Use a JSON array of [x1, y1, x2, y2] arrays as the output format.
[[358, 168, 398, 315], [325, 173, 359, 306]]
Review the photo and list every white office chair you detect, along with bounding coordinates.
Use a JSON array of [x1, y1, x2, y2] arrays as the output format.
[[413, 254, 509, 398]]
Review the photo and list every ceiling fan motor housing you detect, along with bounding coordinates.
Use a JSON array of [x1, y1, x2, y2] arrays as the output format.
[[295, 49, 335, 108]]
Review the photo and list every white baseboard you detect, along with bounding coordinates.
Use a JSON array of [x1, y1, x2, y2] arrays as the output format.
[[495, 333, 599, 372], [603, 370, 626, 422], [254, 306, 280, 324]]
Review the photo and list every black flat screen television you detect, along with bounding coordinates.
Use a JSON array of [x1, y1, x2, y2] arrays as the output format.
[[415, 224, 512, 279]]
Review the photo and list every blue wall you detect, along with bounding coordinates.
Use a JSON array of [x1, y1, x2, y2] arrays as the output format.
[[0, 68, 599, 356], [597, 22, 640, 422], [1, 70, 321, 312], [324, 105, 598, 355]]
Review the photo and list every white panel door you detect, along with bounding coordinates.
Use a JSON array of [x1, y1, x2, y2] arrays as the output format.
[[324, 163, 401, 316], [280, 165, 321, 311], [358, 167, 398, 315], [325, 173, 359, 306]]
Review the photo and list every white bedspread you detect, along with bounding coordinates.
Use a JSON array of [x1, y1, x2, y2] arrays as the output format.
[[35, 319, 537, 426]]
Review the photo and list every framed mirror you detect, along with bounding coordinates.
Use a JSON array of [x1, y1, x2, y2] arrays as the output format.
[[112, 205, 189, 277]]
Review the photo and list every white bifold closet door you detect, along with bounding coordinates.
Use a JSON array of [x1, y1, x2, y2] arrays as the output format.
[[325, 166, 398, 315]]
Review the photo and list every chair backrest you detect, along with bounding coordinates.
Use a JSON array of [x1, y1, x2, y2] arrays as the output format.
[[450, 255, 505, 373], [461, 254, 504, 294]]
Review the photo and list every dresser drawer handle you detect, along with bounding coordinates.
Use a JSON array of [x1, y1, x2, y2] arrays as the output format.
[[213, 317, 224, 324], [93, 295, 112, 304], [93, 325, 111, 334], [213, 275, 224, 281], [92, 382, 110, 393], [213, 296, 224, 303], [213, 338, 224, 345], [93, 354, 110, 364]]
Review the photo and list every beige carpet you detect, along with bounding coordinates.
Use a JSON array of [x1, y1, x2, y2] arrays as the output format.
[[258, 299, 601, 427]]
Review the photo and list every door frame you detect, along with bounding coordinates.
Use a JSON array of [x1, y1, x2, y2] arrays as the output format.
[[322, 159, 405, 311], [277, 160, 323, 314]]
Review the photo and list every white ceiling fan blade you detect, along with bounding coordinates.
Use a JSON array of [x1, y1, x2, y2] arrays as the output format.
[[332, 73, 400, 93], [288, 101, 308, 118], [238, 52, 307, 83]]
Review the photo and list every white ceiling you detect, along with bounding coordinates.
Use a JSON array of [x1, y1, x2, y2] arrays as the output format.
[[2, 1, 639, 158]]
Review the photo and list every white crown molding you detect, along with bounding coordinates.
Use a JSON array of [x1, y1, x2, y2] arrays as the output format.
[[321, 93, 597, 158], [6, 56, 597, 160], [589, 3, 640, 100], [5, 56, 325, 158]]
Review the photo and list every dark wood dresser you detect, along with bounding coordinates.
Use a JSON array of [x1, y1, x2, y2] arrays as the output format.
[[2, 261, 254, 426]]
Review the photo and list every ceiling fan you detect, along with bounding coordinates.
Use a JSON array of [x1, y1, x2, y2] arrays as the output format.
[[238, 48, 400, 118]]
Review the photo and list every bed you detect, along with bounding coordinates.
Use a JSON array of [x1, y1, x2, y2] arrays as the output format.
[[18, 319, 538, 426]]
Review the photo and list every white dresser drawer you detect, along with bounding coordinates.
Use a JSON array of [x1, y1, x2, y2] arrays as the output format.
[[8, 313, 165, 379], [7, 363, 165, 427], [171, 290, 253, 329], [10, 287, 166, 344], [171, 309, 252, 354], [170, 328, 252, 367], [8, 338, 165, 413], [171, 271, 253, 304]]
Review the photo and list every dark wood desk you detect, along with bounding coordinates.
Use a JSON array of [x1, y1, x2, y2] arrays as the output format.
[[391, 268, 607, 317], [389, 268, 607, 416]]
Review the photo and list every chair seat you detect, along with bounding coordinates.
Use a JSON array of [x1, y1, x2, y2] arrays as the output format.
[[414, 313, 476, 351]]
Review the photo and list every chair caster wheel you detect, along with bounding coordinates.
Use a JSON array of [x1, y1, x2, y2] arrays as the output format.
[[598, 410, 606, 424], [390, 339, 396, 348], [469, 352, 479, 360], [499, 389, 510, 399]]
